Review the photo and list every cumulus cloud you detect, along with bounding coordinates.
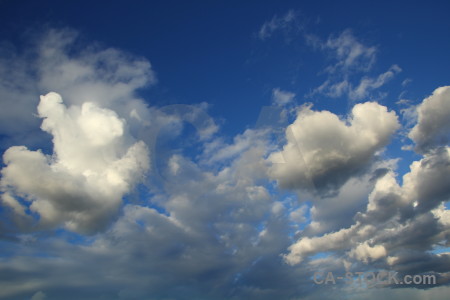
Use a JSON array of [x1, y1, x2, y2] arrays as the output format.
[[284, 88, 450, 287], [0, 28, 156, 150], [348, 242, 387, 263], [0, 121, 308, 300], [0, 92, 149, 233], [1, 26, 449, 300], [268, 101, 400, 196], [409, 86, 450, 153], [285, 152, 450, 270]]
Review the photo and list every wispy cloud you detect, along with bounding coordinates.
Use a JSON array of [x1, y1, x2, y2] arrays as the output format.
[[306, 30, 401, 101], [258, 10, 298, 40]]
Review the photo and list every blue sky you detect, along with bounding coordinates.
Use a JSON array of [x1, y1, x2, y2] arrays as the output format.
[[1, 1, 450, 299]]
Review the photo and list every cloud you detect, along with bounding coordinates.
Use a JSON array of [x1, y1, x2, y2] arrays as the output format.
[[0, 126, 304, 300], [284, 89, 450, 287], [271, 88, 295, 106], [285, 151, 450, 270], [322, 29, 377, 74], [0, 92, 149, 234], [349, 65, 402, 100], [348, 241, 387, 263], [258, 10, 298, 40], [409, 86, 450, 153], [308, 30, 400, 101], [0, 28, 156, 150], [312, 65, 401, 100], [268, 101, 400, 196]]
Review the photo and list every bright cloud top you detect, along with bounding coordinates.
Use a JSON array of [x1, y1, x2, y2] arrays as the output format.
[[1, 92, 149, 234], [409, 86, 450, 153], [268, 101, 400, 195], [284, 87, 450, 273]]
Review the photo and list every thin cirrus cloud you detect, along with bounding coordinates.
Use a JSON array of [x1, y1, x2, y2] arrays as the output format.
[[0, 14, 449, 300], [258, 14, 401, 101]]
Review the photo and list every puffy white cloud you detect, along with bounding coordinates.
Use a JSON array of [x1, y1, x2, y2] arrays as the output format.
[[283, 88, 450, 269], [409, 86, 450, 153], [0, 28, 156, 151], [268, 101, 400, 195], [0, 92, 149, 234], [285, 157, 450, 267], [1, 26, 450, 300], [402, 147, 450, 213], [348, 242, 386, 263], [30, 291, 47, 300]]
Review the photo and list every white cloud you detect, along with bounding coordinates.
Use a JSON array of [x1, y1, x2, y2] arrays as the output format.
[[348, 242, 386, 263], [272, 88, 295, 106], [308, 30, 401, 101], [0, 28, 156, 150], [285, 152, 450, 267], [322, 29, 377, 74], [409, 86, 450, 153], [349, 65, 402, 100], [312, 65, 401, 100], [268, 102, 400, 195], [0, 92, 149, 233], [1, 27, 449, 300]]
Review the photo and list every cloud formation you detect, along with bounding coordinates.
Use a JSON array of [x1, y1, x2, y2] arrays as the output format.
[[307, 30, 401, 100], [284, 87, 450, 288], [0, 24, 449, 300], [0, 28, 155, 151], [1, 92, 149, 233], [409, 86, 450, 153], [268, 101, 399, 195]]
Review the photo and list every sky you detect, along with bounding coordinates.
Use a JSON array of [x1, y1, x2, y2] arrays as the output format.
[[0, 0, 450, 299]]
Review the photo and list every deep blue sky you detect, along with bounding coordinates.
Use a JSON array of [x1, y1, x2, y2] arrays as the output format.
[[2, 0, 450, 134]]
